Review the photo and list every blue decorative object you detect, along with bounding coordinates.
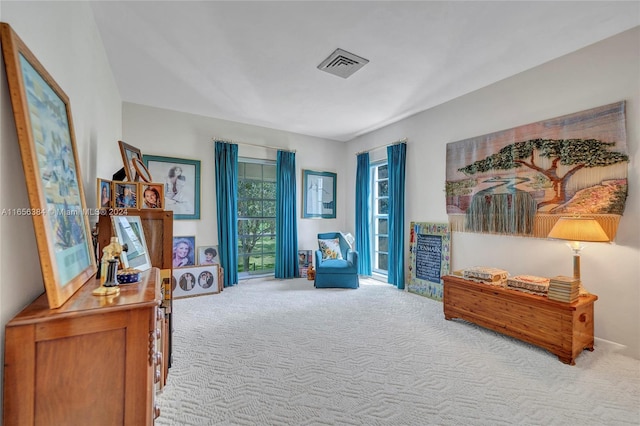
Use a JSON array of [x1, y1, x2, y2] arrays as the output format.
[[314, 232, 359, 289]]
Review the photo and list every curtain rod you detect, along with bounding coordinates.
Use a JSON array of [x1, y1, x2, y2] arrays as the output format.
[[355, 138, 407, 156], [211, 137, 296, 153]]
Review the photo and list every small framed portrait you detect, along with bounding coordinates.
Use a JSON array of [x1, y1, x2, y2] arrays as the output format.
[[197, 245, 219, 265], [112, 181, 139, 209], [97, 178, 112, 209], [118, 140, 143, 182], [140, 183, 164, 209], [173, 235, 196, 268], [172, 265, 219, 299]]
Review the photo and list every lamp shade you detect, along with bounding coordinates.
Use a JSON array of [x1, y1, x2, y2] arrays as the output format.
[[547, 217, 609, 242]]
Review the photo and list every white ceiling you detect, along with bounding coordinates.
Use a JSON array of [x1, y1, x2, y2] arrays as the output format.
[[90, 1, 640, 142]]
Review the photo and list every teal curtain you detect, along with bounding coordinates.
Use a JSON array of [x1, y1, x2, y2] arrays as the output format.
[[275, 150, 298, 278], [214, 141, 238, 287], [355, 153, 371, 275], [387, 143, 407, 289]]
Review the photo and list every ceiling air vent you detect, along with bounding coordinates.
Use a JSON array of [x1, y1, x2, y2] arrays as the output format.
[[317, 48, 369, 79]]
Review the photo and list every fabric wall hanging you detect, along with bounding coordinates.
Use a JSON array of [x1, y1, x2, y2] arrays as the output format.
[[445, 101, 628, 239]]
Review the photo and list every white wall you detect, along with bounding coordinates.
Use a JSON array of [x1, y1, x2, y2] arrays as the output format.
[[346, 27, 640, 359], [0, 1, 122, 414], [122, 103, 349, 254]]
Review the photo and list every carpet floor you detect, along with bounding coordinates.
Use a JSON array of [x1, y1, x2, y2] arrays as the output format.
[[156, 277, 640, 425]]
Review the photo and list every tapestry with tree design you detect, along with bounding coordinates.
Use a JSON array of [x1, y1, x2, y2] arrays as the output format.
[[445, 101, 628, 239]]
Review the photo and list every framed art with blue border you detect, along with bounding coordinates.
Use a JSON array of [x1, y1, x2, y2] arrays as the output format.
[[302, 169, 336, 219], [143, 155, 201, 220]]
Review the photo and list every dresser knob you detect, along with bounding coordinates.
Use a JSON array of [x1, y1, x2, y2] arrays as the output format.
[[156, 328, 162, 339], [155, 368, 161, 383], [154, 405, 161, 419], [155, 351, 163, 366]]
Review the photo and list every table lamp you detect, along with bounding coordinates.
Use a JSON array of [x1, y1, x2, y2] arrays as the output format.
[[547, 216, 610, 280]]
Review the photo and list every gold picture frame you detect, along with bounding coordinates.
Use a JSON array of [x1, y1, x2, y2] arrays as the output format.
[[1, 23, 96, 308]]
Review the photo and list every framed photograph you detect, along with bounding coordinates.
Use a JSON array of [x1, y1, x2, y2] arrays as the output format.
[[172, 264, 219, 299], [0, 23, 96, 308], [118, 140, 143, 182], [140, 183, 164, 209], [97, 178, 112, 209], [197, 245, 219, 265], [298, 249, 312, 278], [112, 181, 139, 209], [302, 169, 336, 219], [173, 235, 196, 268], [112, 215, 152, 271], [143, 155, 200, 220]]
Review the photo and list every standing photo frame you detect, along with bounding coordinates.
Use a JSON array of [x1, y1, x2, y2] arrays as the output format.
[[140, 183, 164, 209], [197, 245, 219, 265], [118, 140, 143, 182], [112, 181, 139, 209], [0, 23, 96, 308], [97, 178, 112, 209], [302, 169, 337, 219], [173, 235, 196, 268], [143, 155, 201, 220]]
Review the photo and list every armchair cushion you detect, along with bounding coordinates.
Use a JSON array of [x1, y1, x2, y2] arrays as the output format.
[[318, 238, 343, 260]]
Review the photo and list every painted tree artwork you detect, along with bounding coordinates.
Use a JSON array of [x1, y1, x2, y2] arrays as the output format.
[[446, 102, 628, 239]]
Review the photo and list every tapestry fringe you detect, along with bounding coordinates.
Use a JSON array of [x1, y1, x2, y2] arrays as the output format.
[[449, 213, 620, 240]]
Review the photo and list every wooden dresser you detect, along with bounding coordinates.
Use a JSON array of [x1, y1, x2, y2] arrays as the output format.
[[443, 274, 597, 365], [3, 268, 164, 425]]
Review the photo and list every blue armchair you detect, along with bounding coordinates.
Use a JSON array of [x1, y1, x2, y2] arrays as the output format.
[[314, 232, 359, 289]]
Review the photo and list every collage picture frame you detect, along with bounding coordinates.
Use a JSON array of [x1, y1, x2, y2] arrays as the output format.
[[172, 264, 219, 299], [97, 180, 165, 210]]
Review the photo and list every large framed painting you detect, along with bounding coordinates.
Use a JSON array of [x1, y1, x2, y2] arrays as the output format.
[[302, 169, 336, 219], [0, 23, 96, 308], [143, 155, 201, 220], [407, 222, 451, 301]]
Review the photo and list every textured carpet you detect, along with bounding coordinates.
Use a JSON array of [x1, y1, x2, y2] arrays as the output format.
[[156, 277, 640, 425]]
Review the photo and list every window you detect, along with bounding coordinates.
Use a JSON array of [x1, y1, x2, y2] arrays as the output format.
[[237, 159, 276, 278], [371, 162, 388, 275]]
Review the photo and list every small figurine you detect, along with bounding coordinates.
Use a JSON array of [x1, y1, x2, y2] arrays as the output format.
[[93, 237, 123, 296], [307, 264, 315, 281], [100, 237, 123, 285]]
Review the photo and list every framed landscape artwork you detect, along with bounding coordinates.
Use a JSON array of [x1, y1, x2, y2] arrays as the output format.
[[143, 155, 201, 220], [0, 23, 96, 308]]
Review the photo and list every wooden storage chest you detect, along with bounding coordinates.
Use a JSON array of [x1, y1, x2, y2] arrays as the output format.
[[443, 274, 597, 365]]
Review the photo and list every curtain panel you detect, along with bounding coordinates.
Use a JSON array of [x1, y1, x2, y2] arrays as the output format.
[[275, 150, 299, 278], [387, 143, 407, 289], [355, 152, 372, 275], [214, 141, 239, 287]]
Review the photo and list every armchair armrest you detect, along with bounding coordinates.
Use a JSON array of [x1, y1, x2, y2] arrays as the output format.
[[347, 249, 358, 267]]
